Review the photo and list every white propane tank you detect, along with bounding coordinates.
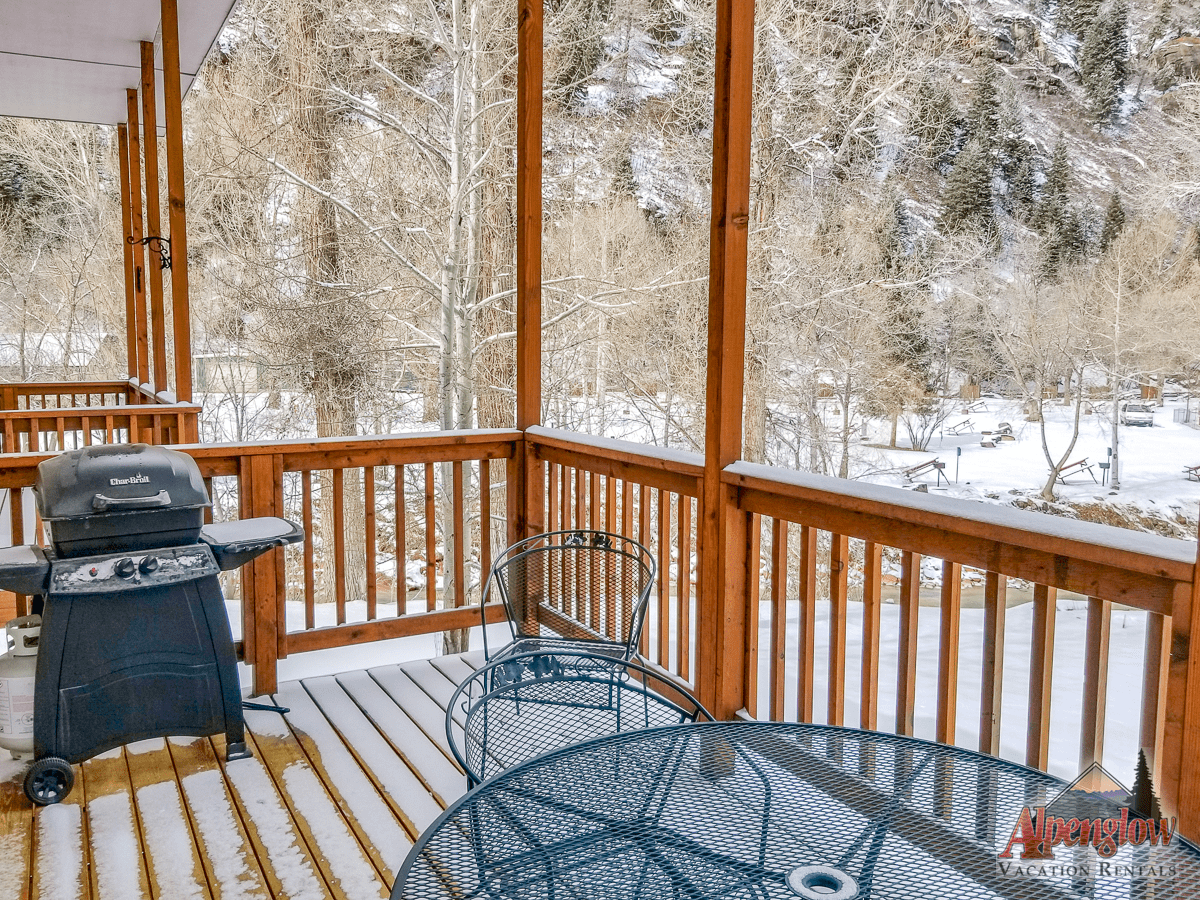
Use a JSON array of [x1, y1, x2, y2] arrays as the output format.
[[0, 615, 39, 759]]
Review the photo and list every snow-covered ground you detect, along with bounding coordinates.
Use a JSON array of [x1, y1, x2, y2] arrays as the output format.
[[856, 396, 1200, 530]]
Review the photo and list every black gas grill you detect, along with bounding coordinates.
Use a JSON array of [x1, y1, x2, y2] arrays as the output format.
[[0, 444, 302, 805]]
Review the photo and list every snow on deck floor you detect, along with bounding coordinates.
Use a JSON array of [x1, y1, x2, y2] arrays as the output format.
[[0, 653, 483, 900]]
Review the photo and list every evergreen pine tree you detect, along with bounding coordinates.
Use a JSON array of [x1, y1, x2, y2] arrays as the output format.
[[997, 96, 1034, 217], [1130, 749, 1162, 819], [1011, 158, 1036, 221], [1034, 141, 1072, 233], [941, 138, 995, 237], [1080, 1, 1129, 122], [1061, 0, 1103, 36], [966, 63, 1002, 150], [1098, 191, 1126, 252]]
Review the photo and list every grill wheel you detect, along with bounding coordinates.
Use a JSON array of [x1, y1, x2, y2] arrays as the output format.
[[23, 756, 74, 806]]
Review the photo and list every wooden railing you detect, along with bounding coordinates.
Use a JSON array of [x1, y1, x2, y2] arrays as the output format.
[[1, 424, 1198, 835], [0, 378, 168, 410], [0, 404, 200, 452], [0, 429, 520, 693], [0, 379, 199, 451]]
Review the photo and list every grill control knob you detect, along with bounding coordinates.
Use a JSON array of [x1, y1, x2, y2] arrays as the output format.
[[115, 558, 136, 578], [139, 556, 159, 575]]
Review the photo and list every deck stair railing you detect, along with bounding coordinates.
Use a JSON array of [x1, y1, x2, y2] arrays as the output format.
[[0, 378, 199, 451]]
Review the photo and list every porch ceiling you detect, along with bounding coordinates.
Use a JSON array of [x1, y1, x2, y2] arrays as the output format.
[[0, 0, 237, 126]]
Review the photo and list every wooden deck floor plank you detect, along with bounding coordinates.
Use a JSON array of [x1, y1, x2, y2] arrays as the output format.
[[397, 662, 467, 730], [335, 670, 465, 808], [124, 739, 213, 900], [211, 730, 334, 900], [367, 666, 462, 765], [298, 676, 440, 837], [240, 709, 387, 899], [80, 748, 152, 900], [165, 737, 271, 900], [31, 782, 89, 900], [0, 758, 33, 900], [275, 680, 414, 870], [427, 655, 478, 693]]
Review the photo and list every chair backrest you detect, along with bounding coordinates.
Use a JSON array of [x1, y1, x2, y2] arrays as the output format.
[[448, 650, 711, 785], [481, 530, 655, 658]]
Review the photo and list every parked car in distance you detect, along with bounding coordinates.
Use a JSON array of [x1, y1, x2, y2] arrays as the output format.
[[1120, 401, 1155, 427]]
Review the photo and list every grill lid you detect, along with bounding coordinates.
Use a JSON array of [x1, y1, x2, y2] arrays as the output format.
[[35, 444, 210, 521]]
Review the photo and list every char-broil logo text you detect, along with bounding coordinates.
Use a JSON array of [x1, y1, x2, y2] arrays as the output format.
[[108, 473, 151, 486]]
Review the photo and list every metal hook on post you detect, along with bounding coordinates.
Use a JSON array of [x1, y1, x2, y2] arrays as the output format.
[[127, 235, 171, 270]]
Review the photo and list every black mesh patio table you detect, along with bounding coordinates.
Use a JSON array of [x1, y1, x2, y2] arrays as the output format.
[[393, 720, 1200, 900]]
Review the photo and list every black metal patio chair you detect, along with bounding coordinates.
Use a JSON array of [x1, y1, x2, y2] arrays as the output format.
[[479, 529, 655, 663], [448, 650, 712, 786]]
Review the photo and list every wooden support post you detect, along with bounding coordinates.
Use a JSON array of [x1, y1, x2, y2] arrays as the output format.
[[696, 0, 755, 720], [514, 0, 543, 540], [126, 90, 150, 387], [1161, 534, 1200, 839], [161, 0, 194, 402], [141, 42, 168, 394], [117, 125, 138, 381]]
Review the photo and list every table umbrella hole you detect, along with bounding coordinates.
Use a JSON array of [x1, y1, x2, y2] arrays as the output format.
[[787, 865, 859, 900]]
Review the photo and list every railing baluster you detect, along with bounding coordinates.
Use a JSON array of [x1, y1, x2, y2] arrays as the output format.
[[395, 465, 407, 612], [896, 550, 921, 736], [743, 513, 762, 715], [203, 478, 214, 524], [302, 470, 315, 629], [657, 487, 669, 668], [10, 488, 26, 616], [605, 474, 616, 535], [1079, 596, 1112, 769], [770, 518, 788, 722], [425, 462, 436, 613], [453, 461, 465, 609], [796, 524, 817, 723], [861, 541, 882, 730], [560, 463, 570, 534], [1027, 583, 1057, 769], [333, 468, 346, 626], [936, 560, 963, 745], [677, 493, 692, 681], [574, 467, 585, 531], [980, 571, 1007, 755], [638, 484, 651, 659], [365, 466, 377, 621], [55, 416, 65, 450], [480, 460, 492, 589], [828, 533, 849, 726], [589, 471, 600, 532], [547, 461, 559, 533]]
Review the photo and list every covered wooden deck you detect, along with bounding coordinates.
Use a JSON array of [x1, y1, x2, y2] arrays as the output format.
[[0, 653, 481, 900]]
